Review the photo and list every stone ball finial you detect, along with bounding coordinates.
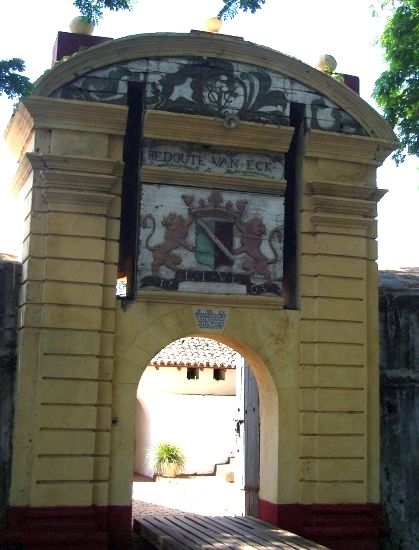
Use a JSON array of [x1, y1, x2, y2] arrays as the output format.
[[315, 54, 337, 73], [69, 16, 95, 35], [204, 16, 222, 33]]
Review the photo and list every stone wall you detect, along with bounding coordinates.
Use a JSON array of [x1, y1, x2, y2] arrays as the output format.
[[0, 258, 21, 528], [379, 270, 419, 549]]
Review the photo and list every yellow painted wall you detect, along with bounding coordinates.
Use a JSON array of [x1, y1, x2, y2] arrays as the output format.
[[109, 300, 299, 506], [299, 147, 380, 504], [4, 34, 396, 517]]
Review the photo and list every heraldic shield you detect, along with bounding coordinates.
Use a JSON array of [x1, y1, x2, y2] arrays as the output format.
[[138, 186, 284, 296]]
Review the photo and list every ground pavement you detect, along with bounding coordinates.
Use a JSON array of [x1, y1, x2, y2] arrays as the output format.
[[132, 475, 245, 517], [130, 475, 245, 548]]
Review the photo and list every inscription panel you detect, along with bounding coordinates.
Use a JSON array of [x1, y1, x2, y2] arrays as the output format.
[[194, 308, 228, 332], [142, 141, 284, 179]]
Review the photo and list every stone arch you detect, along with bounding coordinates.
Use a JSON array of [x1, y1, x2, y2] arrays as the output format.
[[109, 302, 297, 512]]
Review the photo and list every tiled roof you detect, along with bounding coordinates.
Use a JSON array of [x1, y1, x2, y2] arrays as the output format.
[[150, 337, 242, 369]]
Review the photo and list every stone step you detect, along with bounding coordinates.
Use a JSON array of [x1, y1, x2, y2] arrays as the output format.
[[215, 457, 236, 481]]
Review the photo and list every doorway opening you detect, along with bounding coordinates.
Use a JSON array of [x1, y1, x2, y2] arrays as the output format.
[[132, 336, 260, 519]]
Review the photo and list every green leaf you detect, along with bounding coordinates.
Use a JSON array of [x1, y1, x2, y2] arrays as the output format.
[[73, 0, 135, 24], [149, 442, 186, 476], [0, 59, 33, 100], [373, 0, 419, 162], [218, 0, 266, 20]]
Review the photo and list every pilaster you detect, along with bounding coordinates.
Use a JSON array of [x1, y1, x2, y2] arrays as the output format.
[[298, 131, 387, 506], [6, 98, 126, 510]]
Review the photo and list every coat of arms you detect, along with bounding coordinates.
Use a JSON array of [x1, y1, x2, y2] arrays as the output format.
[[138, 188, 284, 296]]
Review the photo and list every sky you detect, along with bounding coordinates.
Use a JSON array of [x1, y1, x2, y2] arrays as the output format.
[[0, 0, 417, 268]]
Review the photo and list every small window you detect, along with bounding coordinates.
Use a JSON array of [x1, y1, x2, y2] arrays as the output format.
[[187, 367, 199, 380], [213, 369, 226, 381]]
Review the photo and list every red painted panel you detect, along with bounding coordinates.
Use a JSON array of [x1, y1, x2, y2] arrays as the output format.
[[108, 505, 132, 548], [259, 500, 383, 550], [2, 501, 383, 549], [342, 74, 360, 94], [258, 498, 279, 525], [2, 505, 117, 549], [52, 32, 112, 64]]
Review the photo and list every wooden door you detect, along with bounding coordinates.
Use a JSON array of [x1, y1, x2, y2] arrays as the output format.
[[235, 361, 260, 517]]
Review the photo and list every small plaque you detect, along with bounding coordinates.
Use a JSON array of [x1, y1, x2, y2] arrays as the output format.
[[194, 308, 228, 332]]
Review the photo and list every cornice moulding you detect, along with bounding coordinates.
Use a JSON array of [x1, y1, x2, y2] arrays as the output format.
[[143, 110, 295, 153], [11, 156, 33, 196], [135, 290, 284, 309], [11, 153, 124, 196], [141, 166, 287, 195], [39, 169, 119, 193], [305, 130, 398, 166], [308, 181, 387, 202], [310, 195, 377, 218], [5, 105, 35, 161], [5, 97, 128, 160], [27, 153, 124, 177], [43, 188, 114, 207], [311, 214, 373, 230]]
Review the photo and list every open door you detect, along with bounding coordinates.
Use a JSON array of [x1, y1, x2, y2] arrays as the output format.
[[235, 361, 260, 516]]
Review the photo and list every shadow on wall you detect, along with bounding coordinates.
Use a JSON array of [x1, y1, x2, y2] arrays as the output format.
[[0, 258, 21, 529], [379, 269, 419, 550]]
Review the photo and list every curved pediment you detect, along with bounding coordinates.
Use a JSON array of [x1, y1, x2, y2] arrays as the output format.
[[33, 32, 396, 145]]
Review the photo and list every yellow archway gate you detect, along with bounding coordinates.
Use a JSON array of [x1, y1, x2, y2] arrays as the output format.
[[110, 305, 292, 542], [3, 32, 396, 548]]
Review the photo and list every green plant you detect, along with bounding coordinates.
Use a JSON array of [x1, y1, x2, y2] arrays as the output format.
[[218, 0, 266, 19], [149, 442, 186, 477], [73, 0, 134, 24], [0, 59, 33, 101], [373, 0, 419, 163]]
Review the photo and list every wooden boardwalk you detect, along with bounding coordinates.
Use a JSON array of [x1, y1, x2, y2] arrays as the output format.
[[133, 514, 329, 549]]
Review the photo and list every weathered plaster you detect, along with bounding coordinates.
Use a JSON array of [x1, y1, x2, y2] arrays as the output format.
[[0, 259, 21, 528], [379, 271, 419, 549]]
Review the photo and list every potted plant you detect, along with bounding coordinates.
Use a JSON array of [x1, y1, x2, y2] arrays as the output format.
[[149, 442, 186, 478]]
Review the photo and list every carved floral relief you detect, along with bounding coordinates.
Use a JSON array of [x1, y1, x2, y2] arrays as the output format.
[[52, 57, 366, 136]]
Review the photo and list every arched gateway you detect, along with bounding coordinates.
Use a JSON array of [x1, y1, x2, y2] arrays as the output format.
[[3, 31, 396, 548]]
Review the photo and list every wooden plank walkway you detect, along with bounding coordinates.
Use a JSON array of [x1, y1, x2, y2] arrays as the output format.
[[133, 514, 330, 549]]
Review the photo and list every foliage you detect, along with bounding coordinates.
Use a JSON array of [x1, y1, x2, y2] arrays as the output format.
[[73, 0, 135, 24], [218, 0, 266, 20], [0, 59, 33, 100], [0, 1, 135, 101], [0, 0, 267, 100], [323, 67, 345, 84], [149, 442, 186, 476], [373, 0, 419, 162]]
